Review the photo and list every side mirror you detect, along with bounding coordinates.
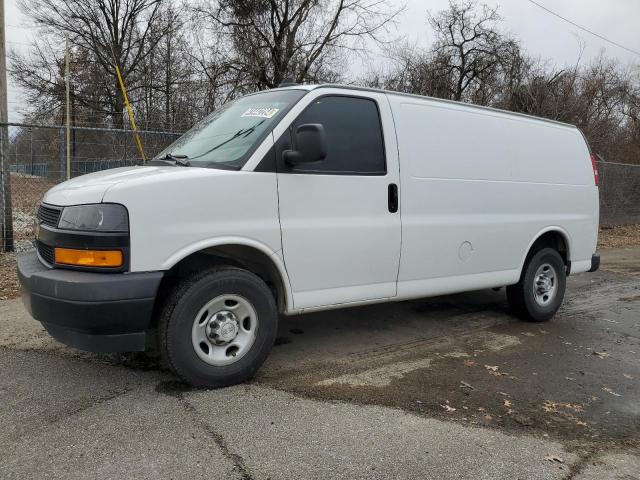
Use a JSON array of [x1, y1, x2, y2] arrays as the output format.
[[283, 124, 327, 166]]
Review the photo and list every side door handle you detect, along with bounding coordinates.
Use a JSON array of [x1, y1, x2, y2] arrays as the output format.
[[388, 183, 398, 213]]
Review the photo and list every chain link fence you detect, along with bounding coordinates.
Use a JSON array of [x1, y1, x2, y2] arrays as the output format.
[[1, 123, 182, 252]]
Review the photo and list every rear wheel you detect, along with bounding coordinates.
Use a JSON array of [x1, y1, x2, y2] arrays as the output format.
[[507, 248, 566, 322], [159, 267, 278, 387]]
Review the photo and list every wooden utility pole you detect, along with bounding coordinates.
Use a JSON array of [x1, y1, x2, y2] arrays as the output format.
[[65, 34, 71, 180], [0, 0, 14, 252]]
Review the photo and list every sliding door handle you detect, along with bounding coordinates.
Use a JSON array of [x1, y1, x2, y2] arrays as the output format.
[[388, 183, 398, 213]]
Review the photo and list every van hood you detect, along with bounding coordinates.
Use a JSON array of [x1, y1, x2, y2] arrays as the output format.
[[43, 166, 238, 206]]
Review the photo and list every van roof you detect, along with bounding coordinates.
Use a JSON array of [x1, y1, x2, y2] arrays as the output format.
[[273, 83, 576, 130]]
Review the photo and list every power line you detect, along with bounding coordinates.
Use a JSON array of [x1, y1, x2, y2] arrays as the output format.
[[526, 0, 640, 58]]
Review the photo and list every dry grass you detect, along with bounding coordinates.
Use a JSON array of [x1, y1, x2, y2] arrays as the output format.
[[0, 253, 19, 301], [598, 225, 640, 250]]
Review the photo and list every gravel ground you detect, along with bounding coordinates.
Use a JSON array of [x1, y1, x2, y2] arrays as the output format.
[[598, 224, 640, 249], [0, 253, 19, 301]]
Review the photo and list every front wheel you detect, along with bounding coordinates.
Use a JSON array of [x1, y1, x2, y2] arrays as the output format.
[[159, 267, 278, 387], [507, 248, 566, 322]]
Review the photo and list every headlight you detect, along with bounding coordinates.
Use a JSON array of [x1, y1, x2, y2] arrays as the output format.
[[58, 204, 129, 232]]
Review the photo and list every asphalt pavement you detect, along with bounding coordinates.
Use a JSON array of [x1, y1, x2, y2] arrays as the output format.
[[1, 248, 639, 479]]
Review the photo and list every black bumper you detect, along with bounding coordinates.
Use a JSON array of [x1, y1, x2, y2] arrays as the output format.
[[17, 250, 163, 353], [589, 254, 600, 273]]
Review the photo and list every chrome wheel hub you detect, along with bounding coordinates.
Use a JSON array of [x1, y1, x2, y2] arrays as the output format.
[[533, 263, 557, 307], [192, 295, 258, 366], [206, 311, 239, 345]]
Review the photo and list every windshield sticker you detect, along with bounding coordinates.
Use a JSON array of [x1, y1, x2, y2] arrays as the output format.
[[241, 107, 280, 119]]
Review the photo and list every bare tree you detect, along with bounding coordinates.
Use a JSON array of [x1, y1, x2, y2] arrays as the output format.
[[426, 0, 518, 102], [364, 42, 461, 99], [15, 0, 172, 127], [367, 1, 522, 104], [195, 0, 403, 90]]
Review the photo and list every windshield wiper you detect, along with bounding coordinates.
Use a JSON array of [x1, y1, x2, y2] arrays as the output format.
[[154, 153, 191, 167], [189, 120, 266, 161]]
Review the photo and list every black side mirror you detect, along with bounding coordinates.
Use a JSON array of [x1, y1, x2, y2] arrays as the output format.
[[283, 124, 327, 166]]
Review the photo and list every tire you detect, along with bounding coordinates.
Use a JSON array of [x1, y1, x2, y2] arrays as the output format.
[[158, 267, 278, 387], [506, 247, 566, 322]]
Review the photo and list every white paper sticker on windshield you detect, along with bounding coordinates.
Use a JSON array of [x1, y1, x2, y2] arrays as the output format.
[[241, 107, 280, 119]]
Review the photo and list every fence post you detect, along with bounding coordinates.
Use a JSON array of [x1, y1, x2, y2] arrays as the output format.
[[0, 123, 12, 252], [58, 127, 65, 182], [0, 0, 13, 252]]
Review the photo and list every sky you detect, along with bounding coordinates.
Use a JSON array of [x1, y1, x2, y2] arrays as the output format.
[[4, 0, 640, 122], [400, 0, 640, 66]]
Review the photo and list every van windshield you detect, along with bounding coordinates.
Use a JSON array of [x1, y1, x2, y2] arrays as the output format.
[[153, 89, 306, 169]]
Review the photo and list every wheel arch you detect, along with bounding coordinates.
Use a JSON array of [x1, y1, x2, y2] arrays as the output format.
[[158, 238, 294, 314], [519, 227, 572, 276]]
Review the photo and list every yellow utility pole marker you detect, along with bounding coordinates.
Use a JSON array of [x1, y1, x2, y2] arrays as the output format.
[[114, 63, 146, 162]]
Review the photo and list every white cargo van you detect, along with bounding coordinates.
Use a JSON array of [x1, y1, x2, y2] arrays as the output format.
[[18, 84, 600, 387]]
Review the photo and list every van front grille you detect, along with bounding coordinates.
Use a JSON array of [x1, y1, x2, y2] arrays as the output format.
[[37, 204, 62, 228], [36, 241, 55, 265]]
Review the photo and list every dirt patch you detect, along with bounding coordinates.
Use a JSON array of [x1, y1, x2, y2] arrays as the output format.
[[0, 253, 20, 300], [599, 225, 640, 249]]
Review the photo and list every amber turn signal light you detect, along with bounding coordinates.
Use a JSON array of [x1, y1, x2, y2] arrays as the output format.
[[54, 248, 123, 268]]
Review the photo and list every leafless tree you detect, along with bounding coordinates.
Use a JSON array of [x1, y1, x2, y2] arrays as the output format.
[[194, 0, 403, 90], [15, 0, 172, 127], [366, 1, 523, 105], [425, 0, 520, 102], [364, 42, 463, 99]]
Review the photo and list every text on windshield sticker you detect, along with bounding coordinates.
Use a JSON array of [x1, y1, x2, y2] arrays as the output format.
[[241, 107, 280, 119]]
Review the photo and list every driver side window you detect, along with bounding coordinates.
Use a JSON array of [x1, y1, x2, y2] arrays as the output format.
[[284, 95, 387, 175]]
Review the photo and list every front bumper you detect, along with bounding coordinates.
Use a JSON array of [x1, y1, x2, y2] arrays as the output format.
[[17, 250, 163, 352], [589, 254, 600, 273]]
